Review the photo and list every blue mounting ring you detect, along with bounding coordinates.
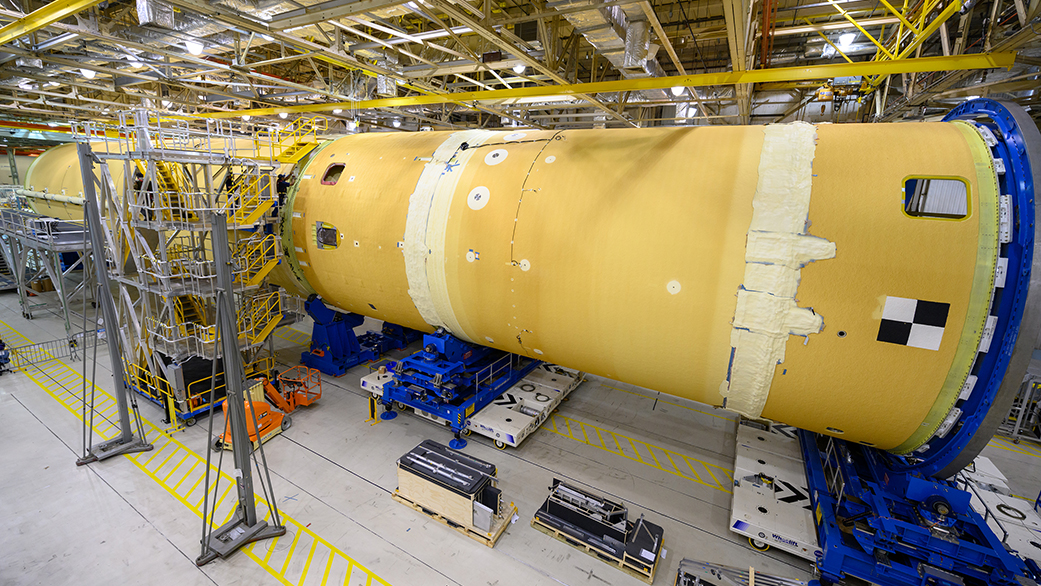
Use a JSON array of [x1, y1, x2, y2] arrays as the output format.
[[890, 99, 1041, 478]]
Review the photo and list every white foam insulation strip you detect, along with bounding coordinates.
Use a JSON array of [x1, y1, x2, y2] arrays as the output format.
[[403, 129, 492, 340], [720, 122, 837, 418]]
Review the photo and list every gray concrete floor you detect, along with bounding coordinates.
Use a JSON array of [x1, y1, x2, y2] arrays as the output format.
[[1, 288, 1040, 586]]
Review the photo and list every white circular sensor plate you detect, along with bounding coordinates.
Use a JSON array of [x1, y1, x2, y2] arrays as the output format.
[[467, 186, 490, 210], [667, 280, 682, 295], [504, 132, 526, 142], [545, 155, 556, 164], [485, 149, 508, 166]]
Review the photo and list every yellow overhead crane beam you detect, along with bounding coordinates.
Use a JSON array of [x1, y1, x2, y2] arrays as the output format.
[[200, 52, 1016, 120], [0, 0, 105, 45]]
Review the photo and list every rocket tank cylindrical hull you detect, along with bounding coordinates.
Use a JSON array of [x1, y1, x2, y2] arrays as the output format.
[[279, 111, 1038, 467]]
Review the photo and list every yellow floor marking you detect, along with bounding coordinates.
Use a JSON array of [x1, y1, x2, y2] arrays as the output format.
[[544, 413, 732, 494], [298, 540, 319, 586], [172, 461, 200, 490], [987, 436, 1041, 458], [280, 529, 304, 575], [142, 438, 174, 466], [153, 444, 180, 472], [0, 319, 392, 586], [320, 553, 335, 585], [264, 533, 282, 565]]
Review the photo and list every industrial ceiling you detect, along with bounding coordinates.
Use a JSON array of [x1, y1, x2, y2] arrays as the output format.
[[0, 0, 1037, 133]]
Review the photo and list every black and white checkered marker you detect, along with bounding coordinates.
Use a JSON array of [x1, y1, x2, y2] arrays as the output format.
[[877, 296, 950, 351]]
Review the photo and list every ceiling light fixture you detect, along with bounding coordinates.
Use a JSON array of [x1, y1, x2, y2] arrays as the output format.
[[279, 112, 288, 119], [47, 121, 58, 127], [184, 40, 204, 56], [671, 86, 685, 97], [838, 33, 856, 49], [347, 120, 357, 131], [512, 63, 526, 75], [80, 68, 96, 79], [126, 53, 140, 63], [47, 81, 61, 87], [242, 114, 251, 121], [333, 108, 343, 114], [392, 119, 401, 128], [260, 34, 274, 41]]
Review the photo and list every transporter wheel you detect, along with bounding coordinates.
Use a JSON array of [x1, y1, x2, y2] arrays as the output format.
[[749, 537, 770, 552], [371, 391, 380, 400], [281, 416, 292, 431], [494, 440, 507, 450], [396, 401, 407, 411], [461, 428, 471, 436]]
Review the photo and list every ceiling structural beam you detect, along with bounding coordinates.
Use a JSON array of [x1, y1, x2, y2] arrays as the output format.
[[721, 0, 753, 123], [879, 24, 1036, 121], [199, 52, 1017, 119], [430, 0, 636, 128], [0, 0, 104, 45], [773, 91, 815, 122], [772, 16, 900, 35], [268, 0, 410, 31], [639, 0, 716, 121]]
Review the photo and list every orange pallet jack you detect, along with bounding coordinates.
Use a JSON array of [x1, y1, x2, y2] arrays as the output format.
[[212, 368, 322, 451]]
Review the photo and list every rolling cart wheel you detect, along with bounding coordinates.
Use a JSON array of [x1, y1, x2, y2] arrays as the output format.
[[184, 417, 196, 427], [749, 537, 770, 551], [461, 428, 471, 436], [396, 401, 407, 411], [282, 416, 292, 431], [211, 437, 223, 451], [494, 440, 507, 450]]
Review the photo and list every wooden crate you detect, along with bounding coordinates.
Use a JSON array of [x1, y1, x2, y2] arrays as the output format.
[[393, 491, 515, 548]]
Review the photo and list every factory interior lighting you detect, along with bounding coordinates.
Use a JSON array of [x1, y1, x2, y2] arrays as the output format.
[[7, 1, 1041, 584], [184, 40, 204, 56]]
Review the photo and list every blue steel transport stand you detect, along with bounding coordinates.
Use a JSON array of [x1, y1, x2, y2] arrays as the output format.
[[300, 295, 420, 376], [800, 100, 1041, 586], [379, 330, 541, 449]]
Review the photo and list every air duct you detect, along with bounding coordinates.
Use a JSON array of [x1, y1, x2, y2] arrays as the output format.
[[548, 0, 667, 98]]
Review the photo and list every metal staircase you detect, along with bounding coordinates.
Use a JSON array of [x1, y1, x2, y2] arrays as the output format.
[[272, 117, 327, 164]]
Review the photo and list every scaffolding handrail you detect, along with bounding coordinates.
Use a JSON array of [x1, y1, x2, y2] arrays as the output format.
[[9, 330, 105, 370]]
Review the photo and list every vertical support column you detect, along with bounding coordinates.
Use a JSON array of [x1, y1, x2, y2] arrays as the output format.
[[196, 213, 284, 565], [75, 142, 153, 464], [7, 148, 18, 184]]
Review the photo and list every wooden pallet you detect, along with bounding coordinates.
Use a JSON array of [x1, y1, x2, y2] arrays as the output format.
[[393, 491, 516, 548], [530, 516, 661, 584]]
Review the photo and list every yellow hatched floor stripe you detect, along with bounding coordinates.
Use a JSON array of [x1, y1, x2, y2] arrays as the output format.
[[988, 436, 1041, 459], [0, 320, 393, 586], [275, 327, 311, 346], [545, 413, 733, 494]]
